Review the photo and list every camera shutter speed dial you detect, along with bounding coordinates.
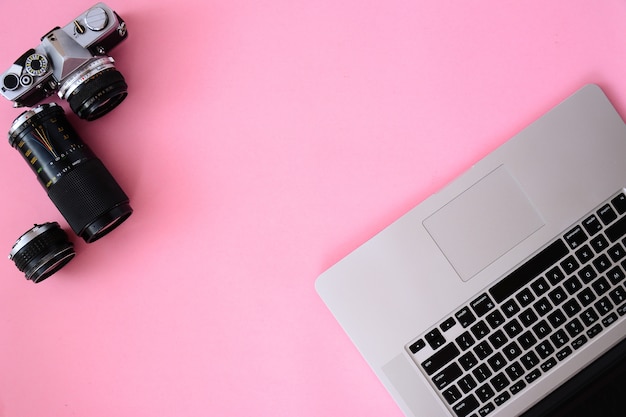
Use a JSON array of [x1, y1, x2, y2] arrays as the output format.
[[85, 7, 109, 31], [24, 53, 48, 76]]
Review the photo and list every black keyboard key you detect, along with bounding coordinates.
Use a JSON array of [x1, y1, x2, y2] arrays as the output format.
[[422, 343, 460, 375], [592, 254, 612, 273], [591, 235, 609, 253], [590, 277, 609, 297], [456, 331, 476, 351], [409, 339, 426, 354], [520, 351, 540, 370], [470, 320, 491, 340], [548, 286, 567, 306], [572, 335, 587, 350], [575, 245, 594, 264], [594, 296, 613, 316], [608, 216, 626, 242], [494, 391, 511, 406], [442, 385, 463, 405], [610, 287, 626, 304], [519, 308, 538, 326], [487, 352, 507, 372], [433, 362, 463, 390], [452, 394, 480, 417], [563, 299, 582, 317], [550, 329, 569, 348], [502, 299, 521, 318], [503, 341, 523, 361], [564, 225, 588, 249], [458, 374, 477, 393], [586, 323, 603, 339], [510, 380, 527, 395], [541, 357, 557, 372], [490, 239, 569, 303], [503, 318, 523, 338], [516, 288, 535, 307], [456, 307, 477, 328], [565, 318, 585, 337], [582, 214, 603, 236], [518, 330, 538, 350], [547, 309, 567, 328], [490, 372, 510, 392], [602, 312, 618, 328], [563, 276, 583, 295], [536, 340, 555, 359], [556, 346, 573, 361], [531, 277, 550, 297], [578, 265, 597, 284], [425, 328, 446, 350], [612, 193, 626, 214], [598, 204, 618, 225], [471, 293, 495, 317], [609, 243, 626, 262], [440, 317, 457, 332], [505, 361, 525, 381], [488, 330, 507, 350], [532, 320, 551, 340], [546, 266, 566, 285], [459, 351, 479, 371], [485, 310, 505, 329], [560, 255, 580, 275], [476, 383, 495, 402], [617, 302, 626, 316], [474, 341, 493, 360], [607, 265, 626, 285], [580, 307, 599, 326], [525, 368, 542, 384], [533, 297, 553, 316], [473, 363, 492, 383], [478, 403, 496, 416], [577, 288, 596, 307]]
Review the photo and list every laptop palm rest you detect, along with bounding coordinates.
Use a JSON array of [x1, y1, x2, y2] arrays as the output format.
[[423, 165, 545, 281]]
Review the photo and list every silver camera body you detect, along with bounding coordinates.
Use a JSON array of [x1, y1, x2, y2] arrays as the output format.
[[0, 3, 128, 120]]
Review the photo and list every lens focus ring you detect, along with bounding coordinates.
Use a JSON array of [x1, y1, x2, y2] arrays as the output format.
[[9, 222, 75, 283]]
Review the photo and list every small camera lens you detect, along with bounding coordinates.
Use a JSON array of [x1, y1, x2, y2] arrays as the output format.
[[9, 222, 76, 283], [59, 57, 128, 121], [69, 68, 127, 121]]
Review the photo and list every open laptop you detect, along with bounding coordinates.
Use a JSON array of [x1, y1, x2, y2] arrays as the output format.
[[316, 84, 626, 416]]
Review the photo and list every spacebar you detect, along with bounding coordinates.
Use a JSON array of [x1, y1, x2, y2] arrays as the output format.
[[489, 239, 569, 303]]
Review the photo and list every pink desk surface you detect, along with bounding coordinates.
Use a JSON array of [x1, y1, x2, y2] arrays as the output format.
[[1, 0, 626, 416]]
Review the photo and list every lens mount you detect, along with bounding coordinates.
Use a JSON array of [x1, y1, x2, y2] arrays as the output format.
[[9, 222, 76, 283], [58, 57, 128, 121]]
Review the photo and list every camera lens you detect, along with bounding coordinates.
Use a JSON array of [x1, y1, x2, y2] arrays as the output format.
[[9, 222, 76, 283], [8, 103, 133, 243], [58, 57, 128, 121]]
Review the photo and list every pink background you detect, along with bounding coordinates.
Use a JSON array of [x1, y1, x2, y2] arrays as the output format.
[[1, 1, 626, 416]]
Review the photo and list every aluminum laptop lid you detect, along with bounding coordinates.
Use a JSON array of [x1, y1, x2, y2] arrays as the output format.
[[316, 84, 626, 416]]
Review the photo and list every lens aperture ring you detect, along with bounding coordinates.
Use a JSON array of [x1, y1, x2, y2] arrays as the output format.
[[9, 222, 75, 283]]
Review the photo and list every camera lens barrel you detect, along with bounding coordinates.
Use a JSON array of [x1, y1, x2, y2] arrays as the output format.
[[8, 103, 132, 243], [58, 57, 128, 121], [9, 222, 75, 283]]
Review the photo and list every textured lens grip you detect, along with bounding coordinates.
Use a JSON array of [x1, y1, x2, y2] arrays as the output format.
[[47, 158, 130, 239]]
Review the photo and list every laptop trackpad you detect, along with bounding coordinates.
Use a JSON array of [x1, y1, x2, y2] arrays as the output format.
[[423, 166, 544, 281]]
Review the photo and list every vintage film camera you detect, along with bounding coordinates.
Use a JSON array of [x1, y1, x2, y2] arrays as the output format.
[[4, 4, 133, 282], [0, 2, 128, 120]]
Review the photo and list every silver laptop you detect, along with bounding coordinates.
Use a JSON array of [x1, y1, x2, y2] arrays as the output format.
[[316, 84, 626, 417]]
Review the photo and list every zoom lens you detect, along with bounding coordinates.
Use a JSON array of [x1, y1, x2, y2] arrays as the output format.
[[9, 222, 75, 283], [58, 57, 128, 121], [9, 103, 132, 242]]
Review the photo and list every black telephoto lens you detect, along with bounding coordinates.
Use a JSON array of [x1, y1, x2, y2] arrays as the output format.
[[8, 103, 132, 243], [9, 222, 75, 283]]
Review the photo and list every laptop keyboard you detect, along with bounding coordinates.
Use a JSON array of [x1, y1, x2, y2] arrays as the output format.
[[406, 190, 626, 417]]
